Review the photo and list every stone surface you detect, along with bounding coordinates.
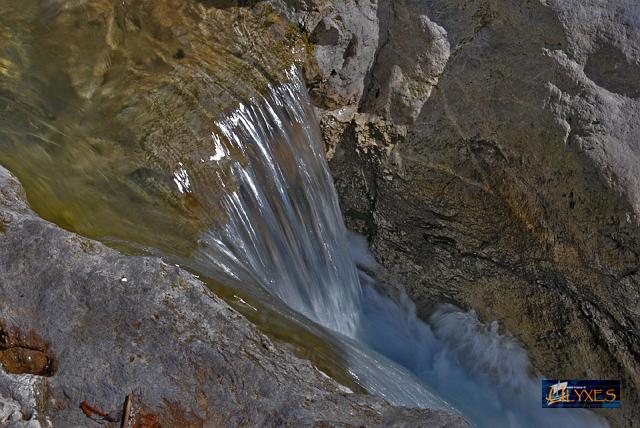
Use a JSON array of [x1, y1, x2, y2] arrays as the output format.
[[0, 0, 309, 257], [359, 2, 450, 125], [0, 166, 467, 427], [1, 0, 639, 425], [295, 0, 640, 426], [290, 0, 380, 109]]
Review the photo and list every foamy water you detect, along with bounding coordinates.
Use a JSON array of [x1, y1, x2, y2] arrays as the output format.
[[183, 66, 608, 427]]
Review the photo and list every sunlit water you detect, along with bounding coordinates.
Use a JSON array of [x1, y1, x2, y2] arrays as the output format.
[[181, 67, 609, 427], [0, 2, 609, 425]]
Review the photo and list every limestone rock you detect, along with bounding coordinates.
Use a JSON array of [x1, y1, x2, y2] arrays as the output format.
[[291, 0, 379, 109], [0, 165, 467, 427], [300, 0, 640, 425], [360, 3, 450, 125]]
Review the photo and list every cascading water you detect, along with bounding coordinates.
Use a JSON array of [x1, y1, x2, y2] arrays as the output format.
[[178, 66, 609, 427], [192, 72, 362, 337]]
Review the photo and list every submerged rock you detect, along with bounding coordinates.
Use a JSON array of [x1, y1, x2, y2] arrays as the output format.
[[0, 0, 308, 257], [0, 166, 468, 426]]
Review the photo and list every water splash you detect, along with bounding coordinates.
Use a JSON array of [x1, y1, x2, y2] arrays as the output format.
[[187, 67, 608, 427], [357, 274, 607, 427]]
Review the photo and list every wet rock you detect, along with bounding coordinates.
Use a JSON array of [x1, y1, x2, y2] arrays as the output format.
[[298, 0, 640, 425], [0, 166, 468, 427], [0, 0, 309, 257], [1, 0, 637, 425]]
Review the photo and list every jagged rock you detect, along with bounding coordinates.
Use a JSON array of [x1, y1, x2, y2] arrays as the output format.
[[298, 0, 640, 425], [359, 2, 450, 125], [0, 166, 467, 427], [0, 369, 44, 427], [0, 395, 27, 426], [291, 0, 379, 109]]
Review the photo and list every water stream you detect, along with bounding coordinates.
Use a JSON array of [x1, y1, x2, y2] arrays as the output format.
[[174, 67, 608, 427], [0, 3, 611, 425]]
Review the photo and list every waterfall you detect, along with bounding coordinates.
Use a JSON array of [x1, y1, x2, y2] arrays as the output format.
[[191, 67, 361, 337], [180, 67, 608, 427]]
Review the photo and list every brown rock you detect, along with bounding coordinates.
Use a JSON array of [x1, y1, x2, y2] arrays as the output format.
[[303, 0, 640, 425]]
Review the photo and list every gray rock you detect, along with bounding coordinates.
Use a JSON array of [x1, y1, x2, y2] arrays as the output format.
[[0, 165, 467, 427], [360, 1, 450, 125], [0, 396, 22, 425], [300, 0, 640, 425], [0, 370, 45, 427], [290, 0, 379, 109]]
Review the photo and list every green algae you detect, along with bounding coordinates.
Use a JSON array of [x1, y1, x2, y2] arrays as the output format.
[[0, 0, 307, 256]]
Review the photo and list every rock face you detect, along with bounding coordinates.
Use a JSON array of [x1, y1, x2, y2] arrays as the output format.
[[1, 0, 639, 425], [0, 166, 467, 427], [291, 0, 379, 109], [295, 0, 640, 425]]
